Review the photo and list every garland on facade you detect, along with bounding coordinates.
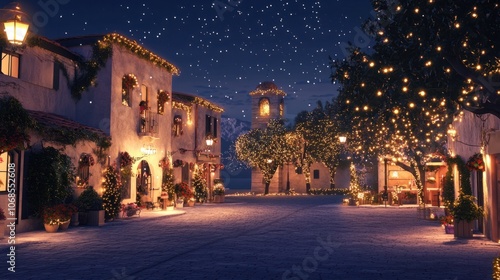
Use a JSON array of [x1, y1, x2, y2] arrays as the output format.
[[79, 153, 95, 166], [122, 74, 138, 89], [101, 33, 180, 75], [193, 97, 224, 113], [71, 40, 113, 100], [466, 153, 485, 171], [172, 101, 192, 124]]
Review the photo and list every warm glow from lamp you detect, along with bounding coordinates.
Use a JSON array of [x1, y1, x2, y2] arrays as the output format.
[[2, 4, 29, 45], [339, 136, 347, 144], [206, 134, 214, 146]]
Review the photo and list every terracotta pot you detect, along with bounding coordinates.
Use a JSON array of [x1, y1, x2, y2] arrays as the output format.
[[59, 220, 70, 231], [44, 223, 59, 233]]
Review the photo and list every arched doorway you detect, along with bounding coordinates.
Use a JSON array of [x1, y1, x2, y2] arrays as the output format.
[[136, 160, 151, 203]]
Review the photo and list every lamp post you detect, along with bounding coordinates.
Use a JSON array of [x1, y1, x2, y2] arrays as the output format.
[[1, 3, 29, 46]]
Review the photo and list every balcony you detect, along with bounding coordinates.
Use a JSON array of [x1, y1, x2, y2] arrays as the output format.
[[139, 110, 159, 137]]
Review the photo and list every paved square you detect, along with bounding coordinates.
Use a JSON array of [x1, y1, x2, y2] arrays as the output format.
[[1, 196, 498, 279]]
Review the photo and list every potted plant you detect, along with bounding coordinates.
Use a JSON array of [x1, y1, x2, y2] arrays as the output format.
[[76, 186, 105, 226], [174, 182, 193, 207], [451, 193, 483, 238], [58, 204, 78, 231], [439, 215, 454, 234], [42, 205, 63, 233], [213, 180, 225, 203]]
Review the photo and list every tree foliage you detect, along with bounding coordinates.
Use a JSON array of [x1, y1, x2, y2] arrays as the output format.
[[0, 96, 33, 153], [294, 101, 343, 189], [26, 147, 75, 217], [235, 119, 301, 194]]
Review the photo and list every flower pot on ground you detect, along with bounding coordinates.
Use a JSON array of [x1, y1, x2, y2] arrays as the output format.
[[75, 186, 105, 226], [451, 193, 483, 238], [213, 182, 225, 203], [59, 220, 71, 231], [71, 212, 79, 226], [186, 199, 195, 207], [44, 223, 59, 233], [444, 224, 454, 234], [87, 210, 105, 226]]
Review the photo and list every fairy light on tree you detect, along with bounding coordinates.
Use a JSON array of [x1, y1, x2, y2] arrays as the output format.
[[235, 119, 301, 194], [102, 165, 122, 220]]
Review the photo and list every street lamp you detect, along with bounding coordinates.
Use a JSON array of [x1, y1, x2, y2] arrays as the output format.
[[1, 3, 29, 45]]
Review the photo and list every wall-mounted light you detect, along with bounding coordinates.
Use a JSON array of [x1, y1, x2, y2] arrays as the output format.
[[205, 134, 214, 147], [339, 135, 347, 144], [1, 3, 29, 45]]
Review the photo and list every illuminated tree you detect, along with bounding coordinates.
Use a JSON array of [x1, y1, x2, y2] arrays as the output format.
[[295, 101, 343, 189], [327, 0, 499, 203], [236, 119, 301, 194], [193, 166, 207, 202], [102, 165, 122, 220], [364, 0, 500, 118]]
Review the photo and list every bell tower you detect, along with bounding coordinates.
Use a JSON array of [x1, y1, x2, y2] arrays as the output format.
[[250, 81, 286, 129], [249, 82, 287, 193]]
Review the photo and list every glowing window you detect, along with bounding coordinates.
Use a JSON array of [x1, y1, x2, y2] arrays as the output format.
[[259, 98, 270, 116]]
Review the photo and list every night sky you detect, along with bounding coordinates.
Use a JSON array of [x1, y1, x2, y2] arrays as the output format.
[[13, 0, 373, 120]]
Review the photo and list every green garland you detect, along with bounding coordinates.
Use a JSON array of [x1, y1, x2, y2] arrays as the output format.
[[71, 42, 112, 100]]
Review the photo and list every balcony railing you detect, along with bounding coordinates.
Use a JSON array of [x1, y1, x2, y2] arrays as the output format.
[[139, 110, 159, 137]]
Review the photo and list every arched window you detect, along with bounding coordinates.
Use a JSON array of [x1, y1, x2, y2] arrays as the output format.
[[77, 153, 94, 188], [157, 90, 169, 114], [122, 74, 138, 107], [259, 98, 270, 116]]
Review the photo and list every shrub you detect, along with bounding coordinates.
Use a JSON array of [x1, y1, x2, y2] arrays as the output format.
[[76, 186, 103, 212]]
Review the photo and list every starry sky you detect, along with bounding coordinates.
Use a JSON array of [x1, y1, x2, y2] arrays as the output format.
[[13, 0, 374, 121]]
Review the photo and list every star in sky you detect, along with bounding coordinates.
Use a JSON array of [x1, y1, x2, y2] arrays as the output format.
[[19, 0, 373, 120]]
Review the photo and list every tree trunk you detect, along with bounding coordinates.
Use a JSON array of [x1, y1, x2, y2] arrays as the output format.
[[265, 182, 270, 195], [328, 166, 337, 189], [306, 183, 311, 193]]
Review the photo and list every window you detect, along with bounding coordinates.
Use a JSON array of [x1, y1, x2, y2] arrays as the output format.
[[313, 170, 320, 179], [77, 153, 94, 188], [1, 52, 19, 78], [259, 98, 270, 116], [122, 74, 138, 107], [157, 90, 169, 114], [205, 115, 218, 138], [141, 84, 148, 105], [0, 151, 14, 192], [173, 115, 183, 136]]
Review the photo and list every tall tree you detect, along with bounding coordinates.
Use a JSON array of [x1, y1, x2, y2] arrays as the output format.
[[295, 101, 343, 189], [330, 0, 469, 202], [236, 119, 300, 194]]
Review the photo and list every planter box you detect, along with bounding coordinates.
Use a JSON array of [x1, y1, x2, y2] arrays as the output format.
[[214, 195, 225, 203], [454, 220, 474, 238], [87, 210, 105, 226]]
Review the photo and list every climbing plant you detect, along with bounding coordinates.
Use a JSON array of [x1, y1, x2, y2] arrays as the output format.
[[26, 147, 75, 217], [0, 96, 33, 153]]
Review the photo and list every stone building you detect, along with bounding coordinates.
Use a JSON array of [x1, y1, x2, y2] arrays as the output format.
[[249, 82, 350, 194], [0, 33, 222, 234]]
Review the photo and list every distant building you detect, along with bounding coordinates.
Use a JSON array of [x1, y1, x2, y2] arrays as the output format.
[[248, 81, 350, 193]]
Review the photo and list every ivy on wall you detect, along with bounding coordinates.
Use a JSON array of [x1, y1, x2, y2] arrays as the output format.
[[0, 96, 33, 153]]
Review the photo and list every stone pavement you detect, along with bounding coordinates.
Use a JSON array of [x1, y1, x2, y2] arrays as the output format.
[[0, 196, 498, 280]]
